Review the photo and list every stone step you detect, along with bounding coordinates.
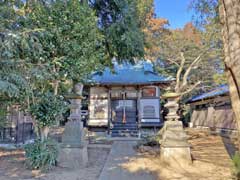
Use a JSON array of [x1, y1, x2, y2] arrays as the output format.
[[111, 134, 138, 138], [111, 129, 138, 133], [113, 121, 137, 124], [112, 124, 138, 128], [113, 122, 138, 126], [110, 129, 139, 138], [111, 132, 139, 138], [112, 125, 138, 129], [111, 127, 138, 131]]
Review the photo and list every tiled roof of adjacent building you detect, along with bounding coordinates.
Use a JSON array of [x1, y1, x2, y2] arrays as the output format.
[[188, 84, 229, 103]]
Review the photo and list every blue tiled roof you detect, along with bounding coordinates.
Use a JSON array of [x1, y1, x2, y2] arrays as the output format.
[[86, 60, 173, 85], [188, 84, 229, 103]]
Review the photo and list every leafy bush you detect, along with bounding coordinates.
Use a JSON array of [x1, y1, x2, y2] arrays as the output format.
[[232, 152, 240, 179], [181, 105, 192, 127], [30, 92, 68, 128], [24, 138, 59, 171], [0, 105, 8, 128], [138, 134, 161, 147]]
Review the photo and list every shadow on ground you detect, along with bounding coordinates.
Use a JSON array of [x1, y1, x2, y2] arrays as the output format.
[[120, 129, 234, 180]]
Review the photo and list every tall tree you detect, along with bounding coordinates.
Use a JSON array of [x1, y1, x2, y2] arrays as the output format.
[[219, 0, 240, 146], [25, 0, 106, 95], [1, 0, 106, 96], [0, 0, 108, 137], [90, 0, 145, 61], [156, 22, 223, 97], [191, 0, 240, 148], [0, 0, 30, 104], [136, 0, 169, 60]]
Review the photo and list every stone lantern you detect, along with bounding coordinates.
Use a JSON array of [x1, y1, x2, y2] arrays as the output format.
[[58, 83, 88, 168], [163, 93, 181, 121], [160, 92, 192, 165]]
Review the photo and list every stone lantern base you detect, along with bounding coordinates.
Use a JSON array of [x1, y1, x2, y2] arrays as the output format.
[[57, 120, 88, 169], [160, 121, 192, 165], [57, 144, 88, 169]]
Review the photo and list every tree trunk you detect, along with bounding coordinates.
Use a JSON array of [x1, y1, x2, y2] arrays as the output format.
[[40, 126, 50, 141], [219, 0, 240, 149], [53, 80, 59, 96]]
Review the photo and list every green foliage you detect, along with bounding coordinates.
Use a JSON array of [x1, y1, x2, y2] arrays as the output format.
[[181, 105, 192, 126], [0, 104, 8, 128], [0, 0, 146, 106], [24, 138, 59, 171], [213, 73, 227, 85], [0, 33, 30, 100], [0, 0, 108, 109], [138, 134, 161, 147], [92, 0, 145, 61], [189, 0, 225, 88], [29, 93, 68, 128], [25, 0, 107, 82], [232, 152, 240, 179], [190, 0, 219, 26]]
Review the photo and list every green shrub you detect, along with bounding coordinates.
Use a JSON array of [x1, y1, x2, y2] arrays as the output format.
[[232, 152, 240, 179], [29, 92, 68, 128], [24, 138, 59, 171], [138, 134, 161, 147]]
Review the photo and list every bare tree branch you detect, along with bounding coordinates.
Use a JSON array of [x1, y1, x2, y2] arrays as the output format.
[[175, 52, 185, 92], [165, 58, 180, 66], [180, 81, 201, 97], [180, 53, 204, 91]]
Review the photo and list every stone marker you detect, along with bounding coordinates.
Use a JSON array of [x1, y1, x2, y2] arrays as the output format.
[[58, 87, 88, 169], [160, 93, 192, 165]]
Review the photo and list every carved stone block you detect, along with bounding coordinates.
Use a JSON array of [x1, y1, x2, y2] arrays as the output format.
[[160, 121, 192, 165]]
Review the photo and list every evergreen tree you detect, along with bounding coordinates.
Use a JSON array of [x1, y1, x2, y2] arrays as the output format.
[[91, 0, 145, 61]]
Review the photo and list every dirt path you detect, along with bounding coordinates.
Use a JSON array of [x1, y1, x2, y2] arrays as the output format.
[[99, 141, 156, 180]]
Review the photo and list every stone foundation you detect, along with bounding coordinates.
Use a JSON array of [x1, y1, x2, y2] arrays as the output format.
[[57, 144, 88, 169], [58, 119, 88, 169], [160, 121, 192, 165], [161, 146, 192, 165]]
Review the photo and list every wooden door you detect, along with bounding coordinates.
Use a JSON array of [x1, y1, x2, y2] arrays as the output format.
[[111, 100, 137, 123]]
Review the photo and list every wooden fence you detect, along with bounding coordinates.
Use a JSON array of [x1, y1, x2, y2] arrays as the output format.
[[0, 105, 35, 144], [190, 104, 237, 130]]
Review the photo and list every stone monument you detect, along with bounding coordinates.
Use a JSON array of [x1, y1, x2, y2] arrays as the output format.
[[160, 93, 192, 165], [58, 83, 88, 169]]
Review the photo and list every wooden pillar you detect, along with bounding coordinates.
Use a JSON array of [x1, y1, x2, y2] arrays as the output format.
[[107, 87, 111, 135], [158, 86, 163, 123], [137, 86, 141, 128]]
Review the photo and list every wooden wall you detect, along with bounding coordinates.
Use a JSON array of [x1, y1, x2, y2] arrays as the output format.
[[190, 104, 237, 130]]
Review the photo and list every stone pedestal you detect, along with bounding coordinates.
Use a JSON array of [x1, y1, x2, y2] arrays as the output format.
[[58, 120, 88, 168], [161, 93, 192, 165], [160, 121, 192, 165], [58, 144, 88, 169], [62, 120, 84, 146]]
